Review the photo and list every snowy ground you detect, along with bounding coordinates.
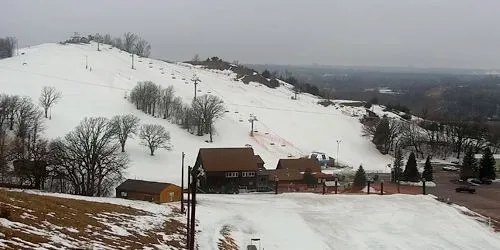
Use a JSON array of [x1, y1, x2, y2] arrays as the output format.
[[196, 193, 500, 250], [0, 43, 392, 185]]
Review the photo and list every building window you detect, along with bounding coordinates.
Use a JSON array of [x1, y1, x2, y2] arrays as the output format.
[[169, 192, 174, 202], [121, 192, 127, 197], [225, 172, 238, 178], [242, 172, 255, 177]]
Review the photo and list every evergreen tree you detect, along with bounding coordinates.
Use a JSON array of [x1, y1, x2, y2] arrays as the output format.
[[372, 115, 390, 154], [422, 155, 433, 181], [353, 165, 367, 191], [460, 147, 477, 180], [479, 147, 496, 180], [403, 152, 421, 182], [393, 148, 404, 181], [303, 169, 318, 185], [262, 69, 271, 78]]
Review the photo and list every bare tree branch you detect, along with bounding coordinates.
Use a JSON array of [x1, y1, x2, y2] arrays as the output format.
[[39, 86, 62, 118], [139, 124, 171, 156]]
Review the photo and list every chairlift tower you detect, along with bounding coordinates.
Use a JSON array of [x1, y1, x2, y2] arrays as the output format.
[[192, 74, 201, 99], [249, 114, 258, 136]]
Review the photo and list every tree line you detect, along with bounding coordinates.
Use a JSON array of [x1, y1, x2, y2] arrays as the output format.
[[363, 111, 498, 161], [128, 81, 225, 142], [62, 32, 151, 57]]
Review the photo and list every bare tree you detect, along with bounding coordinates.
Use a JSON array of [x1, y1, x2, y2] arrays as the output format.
[[401, 121, 426, 158], [139, 124, 171, 156], [129, 81, 160, 115], [123, 32, 138, 53], [15, 97, 43, 142], [134, 38, 151, 57], [6, 95, 19, 131], [112, 37, 123, 50], [94, 33, 103, 51], [159, 86, 175, 119], [39, 86, 62, 119], [49, 117, 128, 196], [103, 34, 113, 45], [171, 96, 184, 124], [192, 95, 225, 142], [192, 54, 200, 62], [110, 114, 140, 152], [0, 37, 17, 58]]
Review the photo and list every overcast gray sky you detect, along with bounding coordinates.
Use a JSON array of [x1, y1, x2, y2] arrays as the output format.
[[1, 0, 499, 69]]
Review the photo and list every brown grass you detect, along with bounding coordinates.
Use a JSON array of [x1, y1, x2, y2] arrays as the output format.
[[0, 189, 185, 249]]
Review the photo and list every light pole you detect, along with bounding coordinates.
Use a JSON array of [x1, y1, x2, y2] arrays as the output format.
[[336, 140, 342, 167]]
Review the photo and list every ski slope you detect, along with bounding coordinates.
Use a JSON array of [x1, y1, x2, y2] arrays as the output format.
[[197, 193, 500, 250], [0, 43, 392, 185]]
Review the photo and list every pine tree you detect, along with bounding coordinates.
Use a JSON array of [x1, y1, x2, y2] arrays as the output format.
[[404, 152, 421, 182], [393, 148, 404, 182], [353, 165, 367, 191], [479, 147, 496, 180], [422, 155, 433, 181], [460, 147, 477, 180]]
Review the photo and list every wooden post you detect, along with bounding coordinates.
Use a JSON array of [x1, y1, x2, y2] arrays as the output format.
[[367, 181, 371, 194], [380, 180, 384, 195], [131, 54, 135, 69], [275, 178, 279, 195], [181, 152, 185, 213], [334, 178, 338, 194], [322, 181, 326, 195], [186, 166, 191, 249], [422, 178, 426, 195]]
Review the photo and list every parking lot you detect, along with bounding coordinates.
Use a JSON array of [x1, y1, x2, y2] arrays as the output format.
[[428, 169, 500, 229]]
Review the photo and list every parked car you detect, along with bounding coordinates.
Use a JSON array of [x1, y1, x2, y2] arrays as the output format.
[[455, 186, 476, 193]]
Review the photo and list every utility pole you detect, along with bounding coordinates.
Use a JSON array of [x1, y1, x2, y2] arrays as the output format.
[[181, 152, 185, 214], [189, 166, 198, 250], [131, 54, 135, 69], [248, 114, 258, 136], [186, 166, 191, 249], [336, 140, 342, 167], [192, 74, 201, 99]]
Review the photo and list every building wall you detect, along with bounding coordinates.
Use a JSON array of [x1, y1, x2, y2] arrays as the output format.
[[116, 190, 160, 203], [203, 171, 257, 192], [159, 185, 182, 203]]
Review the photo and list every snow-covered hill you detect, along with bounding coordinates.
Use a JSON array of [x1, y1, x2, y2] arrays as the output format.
[[0, 43, 391, 184]]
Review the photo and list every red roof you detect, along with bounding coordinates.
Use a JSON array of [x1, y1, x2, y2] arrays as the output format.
[[254, 155, 265, 165], [195, 147, 259, 172], [276, 158, 321, 173]]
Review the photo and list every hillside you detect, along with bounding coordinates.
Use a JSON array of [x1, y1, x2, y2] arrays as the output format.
[[0, 188, 185, 249], [0, 43, 391, 185]]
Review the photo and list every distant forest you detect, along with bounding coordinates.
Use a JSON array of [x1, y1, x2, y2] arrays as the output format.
[[249, 64, 500, 121]]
